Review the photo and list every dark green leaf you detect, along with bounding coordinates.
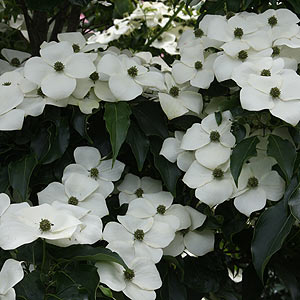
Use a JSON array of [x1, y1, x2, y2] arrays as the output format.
[[48, 245, 127, 269], [150, 137, 182, 196], [104, 102, 131, 163], [267, 134, 296, 183], [226, 0, 240, 12], [132, 102, 168, 138], [25, 0, 61, 10], [15, 270, 45, 300], [251, 178, 298, 281], [126, 121, 149, 171], [72, 108, 93, 143], [288, 189, 300, 221], [230, 136, 259, 186], [69, 0, 92, 6], [113, 0, 134, 18], [42, 118, 70, 164], [286, 0, 300, 13], [31, 127, 51, 161], [8, 153, 37, 201], [215, 111, 222, 126], [0, 167, 9, 193], [168, 271, 187, 300]]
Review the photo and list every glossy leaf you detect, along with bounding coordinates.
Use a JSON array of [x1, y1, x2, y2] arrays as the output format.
[[251, 178, 299, 281], [230, 136, 259, 186], [8, 153, 37, 201], [150, 136, 182, 196], [126, 121, 149, 171], [267, 134, 296, 183], [104, 102, 131, 163]]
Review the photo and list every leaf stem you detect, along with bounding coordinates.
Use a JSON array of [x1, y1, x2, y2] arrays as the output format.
[[144, 1, 185, 49]]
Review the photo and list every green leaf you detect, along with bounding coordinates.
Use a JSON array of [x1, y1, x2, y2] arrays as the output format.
[[113, 0, 134, 18], [251, 178, 298, 281], [15, 270, 45, 300], [126, 121, 149, 171], [132, 102, 168, 138], [215, 111, 222, 126], [8, 153, 37, 201], [226, 0, 240, 12], [104, 102, 131, 163], [150, 137, 182, 196], [230, 136, 259, 186], [48, 245, 127, 269], [288, 189, 300, 221], [69, 0, 92, 6], [25, 0, 61, 10], [72, 108, 93, 144], [267, 134, 296, 183], [0, 167, 9, 193]]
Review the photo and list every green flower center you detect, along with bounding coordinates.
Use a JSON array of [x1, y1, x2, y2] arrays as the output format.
[[270, 87, 281, 98], [11, 57, 21, 67], [268, 15, 278, 27], [157, 36, 163, 42], [247, 176, 259, 188], [68, 196, 79, 206], [134, 229, 144, 241], [194, 60, 203, 70], [234, 27, 243, 39], [115, 24, 120, 30], [178, 29, 183, 34], [89, 71, 99, 82], [39, 219, 52, 232], [272, 46, 280, 57], [89, 168, 99, 179], [54, 61, 64, 72], [157, 205, 166, 215], [226, 11, 235, 19], [194, 28, 204, 38], [37, 87, 46, 98], [2, 82, 11, 86], [135, 188, 144, 198], [124, 269, 135, 280], [260, 69, 271, 76], [72, 43, 80, 53], [210, 131, 220, 142], [213, 168, 224, 179], [238, 50, 248, 61], [170, 86, 179, 97], [127, 66, 138, 78]]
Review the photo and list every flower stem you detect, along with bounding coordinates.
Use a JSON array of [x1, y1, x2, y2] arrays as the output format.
[[144, 1, 185, 49]]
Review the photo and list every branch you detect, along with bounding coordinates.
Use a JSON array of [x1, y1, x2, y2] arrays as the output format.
[[67, 5, 82, 32]]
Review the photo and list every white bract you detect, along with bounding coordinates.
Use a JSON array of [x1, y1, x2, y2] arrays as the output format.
[[24, 41, 96, 99], [181, 111, 235, 169], [0, 259, 24, 300], [62, 146, 125, 198], [96, 257, 162, 300], [38, 173, 108, 218], [164, 206, 215, 257], [233, 156, 285, 216], [0, 48, 31, 74], [117, 173, 162, 205]]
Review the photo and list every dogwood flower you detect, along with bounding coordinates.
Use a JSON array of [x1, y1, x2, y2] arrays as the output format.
[[160, 131, 195, 172], [158, 73, 203, 120], [164, 206, 214, 257], [233, 156, 285, 216], [24, 41, 96, 99], [117, 173, 162, 205], [0, 259, 24, 300], [181, 111, 235, 169], [0, 48, 31, 74], [0, 203, 81, 250], [96, 257, 162, 300], [62, 146, 125, 198], [183, 161, 234, 207]]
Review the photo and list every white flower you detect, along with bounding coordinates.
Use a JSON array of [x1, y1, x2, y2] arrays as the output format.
[[46, 201, 102, 247], [117, 173, 162, 205], [233, 156, 285, 216], [38, 173, 108, 218], [68, 90, 100, 114], [240, 69, 300, 125], [164, 206, 214, 257], [97, 53, 165, 101], [0, 48, 31, 74], [158, 73, 203, 120], [103, 215, 175, 263], [151, 32, 178, 55], [0, 259, 24, 300], [181, 111, 235, 169], [62, 146, 125, 198], [24, 41, 96, 99], [96, 257, 162, 300], [0, 203, 81, 250], [172, 43, 215, 89], [160, 131, 195, 172], [183, 161, 234, 207]]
